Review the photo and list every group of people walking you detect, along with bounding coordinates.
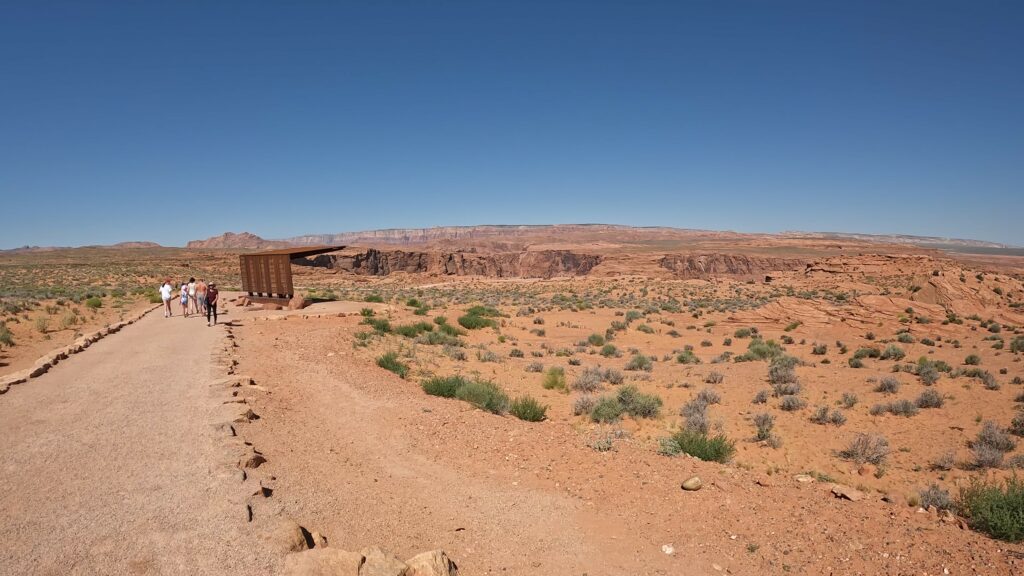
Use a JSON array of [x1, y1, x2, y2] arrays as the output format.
[[159, 277, 219, 326]]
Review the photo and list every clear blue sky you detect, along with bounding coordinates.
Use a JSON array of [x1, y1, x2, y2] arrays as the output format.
[[2, 1, 1022, 248]]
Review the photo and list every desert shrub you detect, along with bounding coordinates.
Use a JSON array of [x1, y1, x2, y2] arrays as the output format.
[[812, 343, 828, 355], [539, 367, 565, 391], [734, 328, 753, 338], [85, 296, 102, 309], [704, 371, 724, 384], [458, 313, 497, 330], [779, 395, 806, 411], [965, 354, 981, 365], [438, 322, 466, 337], [661, 429, 735, 463], [840, 433, 890, 465], [509, 348, 524, 358], [600, 343, 619, 357], [680, 400, 711, 434], [880, 344, 905, 361], [364, 293, 384, 303], [676, 349, 701, 365], [394, 321, 434, 338], [897, 332, 915, 344], [753, 412, 774, 440], [603, 368, 624, 385], [853, 347, 881, 360], [976, 421, 1016, 453], [625, 353, 654, 372], [869, 403, 887, 416], [362, 317, 392, 333], [932, 451, 956, 471], [829, 409, 847, 426], [841, 392, 858, 408], [624, 310, 643, 322], [974, 444, 1006, 469], [589, 396, 624, 423], [784, 321, 800, 332], [1011, 336, 1024, 353], [422, 375, 469, 398], [455, 380, 509, 414], [616, 385, 662, 418], [809, 406, 830, 424], [509, 396, 548, 422], [695, 388, 721, 405], [525, 361, 544, 373], [636, 323, 655, 334], [0, 322, 14, 348], [572, 395, 595, 416], [1010, 414, 1024, 437], [768, 355, 799, 385], [957, 476, 1024, 542], [920, 484, 953, 511], [875, 377, 901, 394], [417, 331, 463, 347], [888, 399, 919, 417], [587, 333, 605, 346], [34, 316, 49, 334], [443, 345, 467, 361], [737, 338, 784, 362], [376, 352, 409, 379], [848, 358, 864, 368], [476, 350, 500, 363], [918, 363, 940, 385], [916, 388, 944, 408], [572, 367, 603, 392], [752, 390, 769, 404], [360, 307, 375, 317]]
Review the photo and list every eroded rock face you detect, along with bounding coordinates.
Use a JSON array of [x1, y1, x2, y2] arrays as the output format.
[[658, 254, 807, 278], [303, 249, 601, 279]]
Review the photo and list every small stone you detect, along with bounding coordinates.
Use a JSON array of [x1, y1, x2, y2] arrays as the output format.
[[831, 483, 866, 502], [794, 474, 815, 483], [261, 519, 309, 555], [240, 452, 267, 469], [681, 477, 703, 491], [661, 544, 674, 555]]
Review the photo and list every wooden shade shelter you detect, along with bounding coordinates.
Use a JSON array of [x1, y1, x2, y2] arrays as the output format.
[[239, 245, 345, 299]]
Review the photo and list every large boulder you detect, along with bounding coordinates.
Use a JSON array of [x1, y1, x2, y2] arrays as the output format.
[[359, 546, 408, 576], [282, 549, 365, 576], [405, 550, 459, 576], [288, 295, 309, 310]]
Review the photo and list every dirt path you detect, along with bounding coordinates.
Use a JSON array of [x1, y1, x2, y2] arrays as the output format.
[[0, 311, 275, 575]]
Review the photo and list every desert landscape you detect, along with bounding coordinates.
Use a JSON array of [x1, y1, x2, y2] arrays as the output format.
[[3, 3, 1022, 574], [2, 225, 1024, 574]]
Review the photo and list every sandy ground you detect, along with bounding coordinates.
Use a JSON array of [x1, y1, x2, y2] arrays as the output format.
[[228, 305, 1021, 575], [0, 308, 277, 575]]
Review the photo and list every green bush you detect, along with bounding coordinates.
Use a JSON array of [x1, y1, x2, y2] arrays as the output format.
[[362, 317, 392, 333], [360, 307, 375, 317], [735, 338, 784, 362], [662, 429, 735, 463], [394, 321, 434, 338], [365, 294, 385, 303], [542, 367, 567, 391], [880, 344, 905, 361], [85, 296, 102, 309], [438, 322, 465, 337], [958, 476, 1024, 542], [455, 379, 509, 414], [458, 313, 497, 330], [1011, 337, 1024, 354], [422, 375, 469, 398], [509, 396, 548, 422], [587, 333, 605, 346], [600, 344, 619, 357], [616, 385, 663, 418], [589, 396, 624, 423], [734, 328, 753, 338], [376, 352, 409, 379], [466, 305, 503, 317], [965, 354, 982, 366], [676, 349, 701, 365], [625, 353, 653, 372], [416, 331, 463, 347]]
